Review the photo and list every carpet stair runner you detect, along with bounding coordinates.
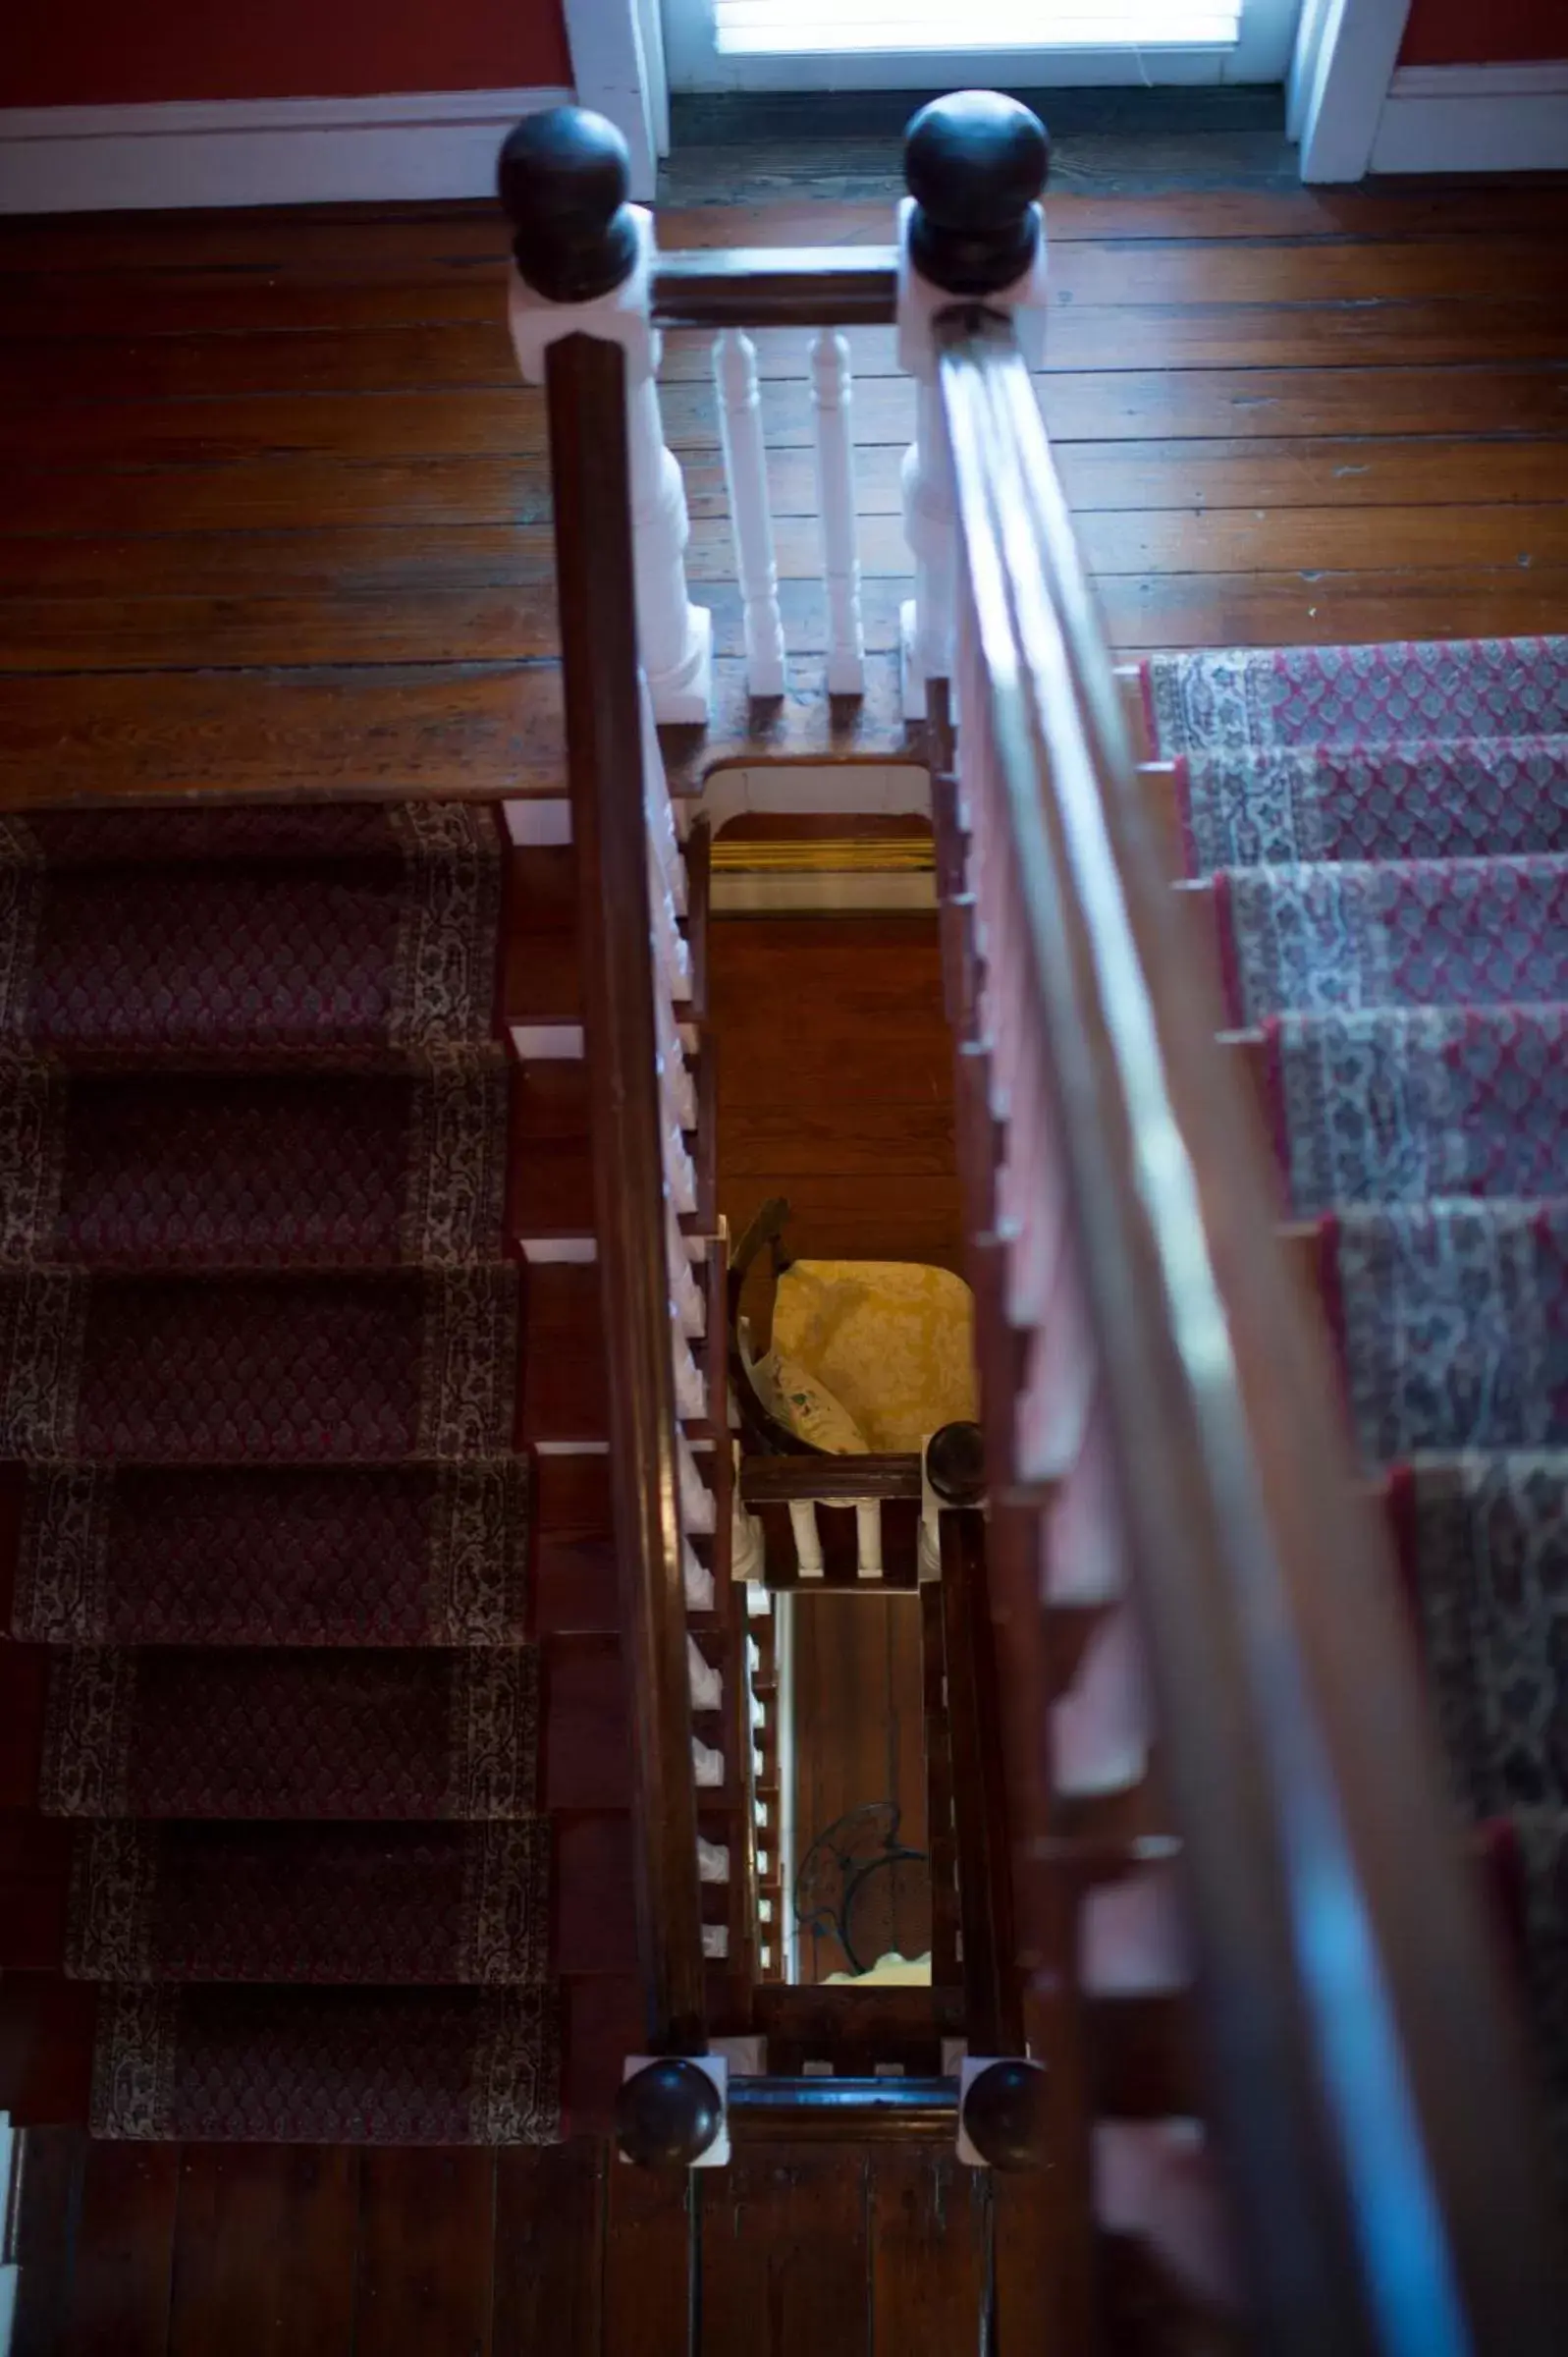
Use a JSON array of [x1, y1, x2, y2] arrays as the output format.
[[1146, 631, 1568, 2177], [0, 803, 651, 2144]]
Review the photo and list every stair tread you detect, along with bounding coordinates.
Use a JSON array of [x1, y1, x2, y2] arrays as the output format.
[[1, 820, 503, 1067], [0, 1266, 518, 1464], [39, 1645, 543, 1823], [1212, 852, 1568, 1026], [1258, 1004, 1568, 1215], [87, 1980, 560, 2143], [1177, 734, 1568, 876], [65, 1818, 552, 1985], [0, 1066, 510, 1272], [1317, 1198, 1568, 1461], [10, 1460, 532, 1649], [1145, 634, 1568, 759]]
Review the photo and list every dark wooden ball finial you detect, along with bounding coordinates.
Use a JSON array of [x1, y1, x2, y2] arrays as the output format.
[[903, 91, 1050, 298], [926, 1420, 987, 1506], [497, 105, 639, 303], [962, 2058, 1048, 2171], [615, 2059, 724, 2168]]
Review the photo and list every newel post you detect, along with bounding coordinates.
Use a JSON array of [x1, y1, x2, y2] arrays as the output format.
[[897, 91, 1051, 720], [500, 107, 713, 723]]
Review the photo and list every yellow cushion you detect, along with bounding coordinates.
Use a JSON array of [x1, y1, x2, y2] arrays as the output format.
[[752, 1348, 871, 1455], [771, 1260, 978, 1453]]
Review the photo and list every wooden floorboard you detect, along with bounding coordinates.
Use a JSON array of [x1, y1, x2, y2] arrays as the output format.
[[2, 176, 1566, 807]]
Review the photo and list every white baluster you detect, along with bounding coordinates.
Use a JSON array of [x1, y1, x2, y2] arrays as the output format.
[[789, 1499, 824, 1581], [855, 1500, 884, 1582], [640, 676, 688, 915], [697, 1836, 731, 1883], [683, 1541, 716, 1612], [673, 1328, 707, 1423], [687, 1636, 724, 1711], [715, 329, 787, 697], [664, 1121, 697, 1218], [667, 1195, 706, 1337], [678, 1433, 717, 1533], [731, 1490, 767, 1583], [810, 330, 865, 696], [654, 991, 697, 1131], [692, 1736, 725, 1786], [508, 208, 711, 722]]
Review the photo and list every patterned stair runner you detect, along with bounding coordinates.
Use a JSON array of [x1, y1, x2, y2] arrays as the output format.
[[1147, 632, 1568, 2181], [1258, 1007, 1568, 1214], [0, 805, 568, 2143]]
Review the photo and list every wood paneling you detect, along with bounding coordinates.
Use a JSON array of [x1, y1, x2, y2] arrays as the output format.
[[167, 2146, 359, 2357], [64, 2144, 180, 2357], [601, 2161, 692, 2356], [869, 2153, 985, 2357], [491, 2141, 604, 2357], [711, 913, 961, 1315], [354, 2150, 495, 2357], [6, 2124, 1069, 2352], [698, 2149, 872, 2357], [791, 1596, 930, 1984]]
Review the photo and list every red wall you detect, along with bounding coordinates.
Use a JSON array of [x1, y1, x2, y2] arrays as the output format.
[[1400, 0, 1566, 65], [3, 0, 572, 108]]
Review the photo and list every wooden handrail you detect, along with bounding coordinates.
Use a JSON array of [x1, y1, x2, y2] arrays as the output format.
[[651, 248, 898, 329], [938, 307, 1564, 2348], [547, 331, 706, 2056], [938, 1508, 1021, 2056], [739, 1454, 924, 1504]]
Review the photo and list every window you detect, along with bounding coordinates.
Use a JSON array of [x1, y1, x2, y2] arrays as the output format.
[[666, 0, 1300, 89]]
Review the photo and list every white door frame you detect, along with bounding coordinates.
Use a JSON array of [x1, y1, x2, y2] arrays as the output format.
[[662, 0, 1303, 94], [1289, 0, 1411, 180], [565, 0, 672, 199], [1291, 0, 1568, 180]]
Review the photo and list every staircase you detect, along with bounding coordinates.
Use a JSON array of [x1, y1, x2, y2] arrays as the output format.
[[1145, 631, 1568, 2184], [0, 796, 734, 2144], [3, 82, 1567, 2357]]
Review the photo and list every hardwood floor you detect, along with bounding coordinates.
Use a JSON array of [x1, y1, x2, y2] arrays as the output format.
[[7, 2125, 1013, 2356], [2, 179, 1567, 806]]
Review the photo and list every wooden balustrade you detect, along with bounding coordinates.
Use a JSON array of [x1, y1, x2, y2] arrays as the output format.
[[930, 278, 1563, 2344], [499, 102, 1566, 2326], [539, 327, 706, 2055], [738, 1453, 926, 1588]]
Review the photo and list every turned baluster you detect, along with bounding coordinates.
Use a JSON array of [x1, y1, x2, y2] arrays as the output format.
[[715, 328, 787, 697], [810, 330, 866, 696], [896, 91, 1051, 720], [501, 107, 713, 723]]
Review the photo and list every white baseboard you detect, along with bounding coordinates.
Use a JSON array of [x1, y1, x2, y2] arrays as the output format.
[[0, 84, 574, 213], [1371, 61, 1568, 174]]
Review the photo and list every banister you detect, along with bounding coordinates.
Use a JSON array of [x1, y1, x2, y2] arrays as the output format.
[[935, 300, 1563, 2346], [738, 1454, 924, 1504], [544, 327, 706, 2057], [651, 247, 898, 328]]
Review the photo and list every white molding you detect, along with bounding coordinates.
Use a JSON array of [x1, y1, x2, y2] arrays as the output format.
[[0, 84, 573, 213], [1285, 0, 1335, 138], [1387, 60, 1568, 96], [1294, 0, 1412, 183], [565, 0, 660, 198], [1371, 61, 1568, 174]]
